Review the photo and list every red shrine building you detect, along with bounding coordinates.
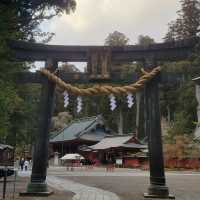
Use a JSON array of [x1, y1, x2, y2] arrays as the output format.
[[50, 115, 148, 168], [50, 115, 113, 157], [80, 135, 147, 168]]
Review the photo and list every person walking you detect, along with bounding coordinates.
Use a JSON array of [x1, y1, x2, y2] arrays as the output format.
[[24, 160, 29, 171], [19, 158, 24, 171]]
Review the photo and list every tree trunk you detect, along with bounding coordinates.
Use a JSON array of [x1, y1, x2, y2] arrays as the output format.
[[118, 109, 123, 135], [136, 92, 141, 138]]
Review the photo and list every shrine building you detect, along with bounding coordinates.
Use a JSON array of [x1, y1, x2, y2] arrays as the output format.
[[49, 115, 113, 157]]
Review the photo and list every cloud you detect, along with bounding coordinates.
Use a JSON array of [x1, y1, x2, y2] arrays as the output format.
[[41, 0, 180, 46], [39, 0, 180, 70]]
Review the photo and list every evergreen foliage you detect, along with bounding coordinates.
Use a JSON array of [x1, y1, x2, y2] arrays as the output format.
[[137, 35, 155, 46], [0, 1, 76, 148], [164, 0, 200, 41], [162, 0, 200, 142], [105, 31, 129, 46]]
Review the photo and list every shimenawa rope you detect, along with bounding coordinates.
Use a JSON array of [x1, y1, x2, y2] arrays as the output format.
[[39, 66, 161, 96]]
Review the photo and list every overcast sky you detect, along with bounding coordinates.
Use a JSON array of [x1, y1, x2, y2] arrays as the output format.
[[41, 0, 180, 46], [37, 0, 180, 71]]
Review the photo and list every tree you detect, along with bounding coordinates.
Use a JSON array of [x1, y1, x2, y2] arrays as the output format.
[[164, 135, 200, 161], [51, 112, 72, 132], [162, 0, 200, 139], [134, 35, 156, 140], [137, 35, 155, 46], [164, 21, 177, 42], [164, 0, 200, 41], [0, 0, 76, 41], [104, 31, 138, 134], [160, 76, 197, 142], [60, 63, 80, 73], [105, 31, 136, 74], [105, 31, 129, 46], [0, 1, 77, 147], [178, 0, 200, 38]]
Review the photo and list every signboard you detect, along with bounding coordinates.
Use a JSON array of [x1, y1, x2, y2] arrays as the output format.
[[116, 159, 123, 165]]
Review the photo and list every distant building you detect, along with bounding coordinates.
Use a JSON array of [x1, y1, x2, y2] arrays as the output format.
[[0, 144, 14, 166], [80, 134, 148, 167], [0, 144, 14, 178], [50, 115, 113, 157]]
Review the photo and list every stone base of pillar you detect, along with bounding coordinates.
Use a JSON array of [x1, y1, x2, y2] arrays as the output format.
[[19, 182, 53, 196], [144, 185, 175, 199]]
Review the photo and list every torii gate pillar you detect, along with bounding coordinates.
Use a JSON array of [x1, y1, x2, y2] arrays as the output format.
[[20, 59, 57, 196], [143, 59, 174, 199]]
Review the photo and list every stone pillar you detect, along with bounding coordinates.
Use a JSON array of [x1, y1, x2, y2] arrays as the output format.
[[193, 78, 200, 139], [21, 59, 57, 196], [143, 59, 174, 199]]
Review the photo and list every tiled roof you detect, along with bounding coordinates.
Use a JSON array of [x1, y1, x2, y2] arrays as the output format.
[[0, 144, 13, 150], [80, 129, 109, 142], [50, 116, 107, 143], [90, 135, 133, 150]]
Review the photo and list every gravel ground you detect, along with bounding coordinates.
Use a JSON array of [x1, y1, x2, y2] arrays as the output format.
[[63, 174, 200, 200]]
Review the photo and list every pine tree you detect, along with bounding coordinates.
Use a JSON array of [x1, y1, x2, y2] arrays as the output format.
[[0, 1, 77, 145], [164, 0, 200, 41], [164, 21, 177, 42], [178, 0, 200, 38]]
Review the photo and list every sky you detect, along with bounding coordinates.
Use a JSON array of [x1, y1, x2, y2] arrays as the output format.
[[41, 0, 180, 45], [37, 0, 181, 71]]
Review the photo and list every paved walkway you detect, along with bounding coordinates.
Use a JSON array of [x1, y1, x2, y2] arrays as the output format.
[[18, 167, 200, 200], [47, 166, 200, 177], [0, 175, 74, 200], [47, 176, 119, 200], [18, 170, 120, 200]]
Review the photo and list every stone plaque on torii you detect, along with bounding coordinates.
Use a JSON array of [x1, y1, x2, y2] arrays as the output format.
[[9, 37, 199, 199]]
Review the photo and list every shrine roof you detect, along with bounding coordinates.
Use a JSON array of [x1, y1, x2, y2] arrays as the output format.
[[50, 115, 110, 143], [0, 144, 13, 150], [89, 135, 145, 150]]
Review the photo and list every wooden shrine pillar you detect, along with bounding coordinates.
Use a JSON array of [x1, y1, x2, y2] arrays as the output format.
[[22, 59, 57, 196], [143, 59, 174, 199]]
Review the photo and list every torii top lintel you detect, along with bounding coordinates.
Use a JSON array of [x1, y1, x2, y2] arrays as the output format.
[[9, 37, 199, 62]]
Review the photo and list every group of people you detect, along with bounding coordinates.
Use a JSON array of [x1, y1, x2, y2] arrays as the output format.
[[19, 158, 30, 171]]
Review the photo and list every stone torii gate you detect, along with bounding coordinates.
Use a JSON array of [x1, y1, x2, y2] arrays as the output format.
[[9, 37, 198, 199]]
